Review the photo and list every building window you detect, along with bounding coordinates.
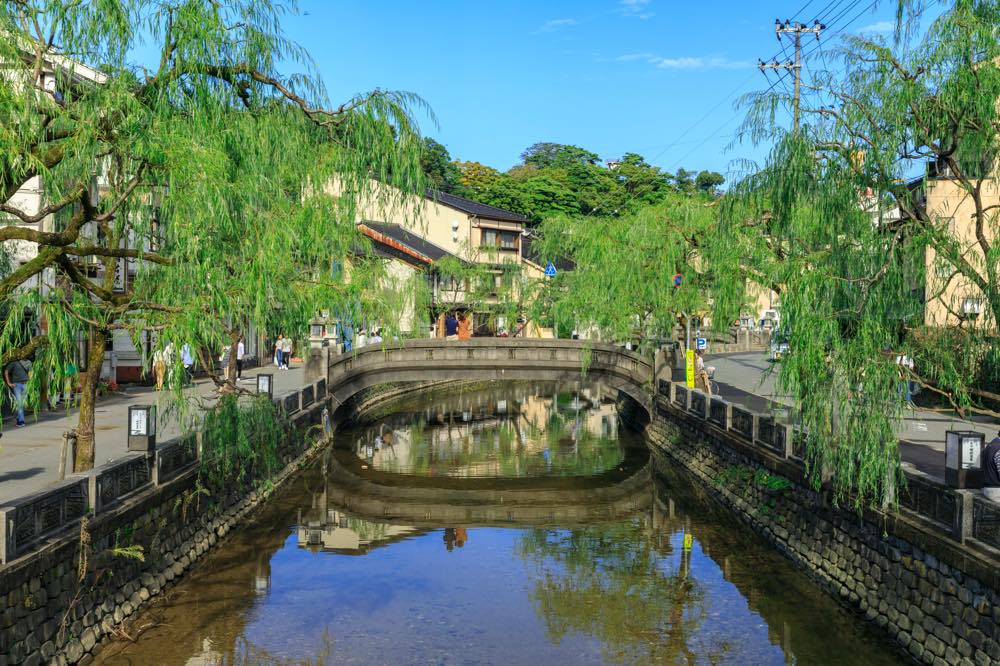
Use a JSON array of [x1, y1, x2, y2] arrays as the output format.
[[961, 297, 983, 319], [480, 228, 519, 251]]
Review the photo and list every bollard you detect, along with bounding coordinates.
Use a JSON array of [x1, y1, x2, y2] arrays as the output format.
[[59, 429, 77, 479]]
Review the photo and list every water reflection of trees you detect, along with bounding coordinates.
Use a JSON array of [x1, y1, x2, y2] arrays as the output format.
[[352, 380, 628, 478], [517, 523, 733, 665]]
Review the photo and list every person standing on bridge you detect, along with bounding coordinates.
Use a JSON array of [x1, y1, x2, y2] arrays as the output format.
[[457, 313, 471, 341], [983, 437, 1000, 503], [445, 313, 459, 341]]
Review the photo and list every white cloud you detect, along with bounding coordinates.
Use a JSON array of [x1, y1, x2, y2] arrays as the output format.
[[858, 20, 894, 35], [619, 0, 654, 20], [542, 19, 576, 30], [538, 18, 578, 32], [616, 52, 656, 62], [655, 56, 750, 70], [616, 53, 750, 70]]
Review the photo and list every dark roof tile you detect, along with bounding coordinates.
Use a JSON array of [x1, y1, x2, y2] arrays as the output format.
[[427, 189, 529, 223]]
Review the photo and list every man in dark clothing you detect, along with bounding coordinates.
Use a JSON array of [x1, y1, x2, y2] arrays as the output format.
[[984, 437, 1000, 503], [4, 359, 32, 427], [444, 314, 459, 341]]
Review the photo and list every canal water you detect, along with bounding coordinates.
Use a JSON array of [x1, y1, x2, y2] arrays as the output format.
[[94, 381, 904, 665]]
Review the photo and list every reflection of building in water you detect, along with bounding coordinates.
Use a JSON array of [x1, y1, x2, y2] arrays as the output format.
[[350, 381, 624, 478], [296, 486, 423, 554]]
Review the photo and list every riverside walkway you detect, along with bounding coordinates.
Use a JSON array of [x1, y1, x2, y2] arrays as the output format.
[[705, 351, 1000, 481], [0, 364, 305, 502]]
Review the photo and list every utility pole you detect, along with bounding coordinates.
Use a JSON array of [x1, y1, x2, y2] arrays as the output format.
[[759, 19, 823, 131]]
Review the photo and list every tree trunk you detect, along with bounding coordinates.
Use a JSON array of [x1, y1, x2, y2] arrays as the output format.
[[74, 327, 108, 472]]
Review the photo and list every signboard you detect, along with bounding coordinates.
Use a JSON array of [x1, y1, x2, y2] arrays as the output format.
[[544, 262, 557, 278], [112, 257, 125, 293], [696, 337, 707, 351], [685, 349, 695, 389], [129, 409, 147, 436], [962, 436, 982, 469]]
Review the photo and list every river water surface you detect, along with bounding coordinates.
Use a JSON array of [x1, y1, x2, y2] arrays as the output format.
[[94, 381, 904, 665]]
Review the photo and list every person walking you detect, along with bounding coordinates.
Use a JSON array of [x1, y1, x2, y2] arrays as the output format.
[[164, 342, 176, 387], [236, 338, 245, 380], [281, 335, 293, 369], [984, 437, 1000, 503], [153, 347, 166, 390], [356, 329, 368, 349], [694, 350, 712, 396], [4, 357, 32, 427], [274, 335, 283, 368], [64, 361, 78, 407], [457, 313, 471, 341], [181, 343, 194, 386]]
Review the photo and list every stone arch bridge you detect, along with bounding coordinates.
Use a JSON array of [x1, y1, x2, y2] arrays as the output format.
[[320, 338, 654, 417]]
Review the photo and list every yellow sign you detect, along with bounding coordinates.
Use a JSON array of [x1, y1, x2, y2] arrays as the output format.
[[685, 349, 695, 389]]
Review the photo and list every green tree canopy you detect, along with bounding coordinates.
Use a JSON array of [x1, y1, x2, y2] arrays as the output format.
[[707, 0, 1000, 508], [0, 0, 426, 468]]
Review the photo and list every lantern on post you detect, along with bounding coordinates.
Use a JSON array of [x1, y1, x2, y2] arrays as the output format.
[[945, 430, 985, 489], [127, 405, 157, 452], [257, 373, 274, 398]]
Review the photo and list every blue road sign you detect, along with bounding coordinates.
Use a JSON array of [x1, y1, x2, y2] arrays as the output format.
[[696, 337, 707, 350], [544, 262, 557, 278]]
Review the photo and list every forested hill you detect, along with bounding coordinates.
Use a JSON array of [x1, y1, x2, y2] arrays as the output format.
[[419, 139, 724, 223]]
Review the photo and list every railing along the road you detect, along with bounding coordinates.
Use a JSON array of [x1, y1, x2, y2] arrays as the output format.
[[657, 379, 1000, 555], [0, 379, 329, 565]]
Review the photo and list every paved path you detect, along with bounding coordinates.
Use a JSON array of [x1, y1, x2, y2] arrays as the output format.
[[703, 352, 1000, 482], [0, 365, 305, 503]]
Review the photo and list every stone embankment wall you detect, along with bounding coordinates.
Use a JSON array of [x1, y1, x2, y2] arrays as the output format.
[[636, 394, 1000, 666], [0, 388, 329, 666]]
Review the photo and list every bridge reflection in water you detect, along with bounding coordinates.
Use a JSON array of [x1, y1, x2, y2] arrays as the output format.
[[93, 381, 905, 666]]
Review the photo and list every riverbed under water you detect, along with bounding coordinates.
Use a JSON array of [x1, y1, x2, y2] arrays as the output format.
[[94, 380, 905, 665]]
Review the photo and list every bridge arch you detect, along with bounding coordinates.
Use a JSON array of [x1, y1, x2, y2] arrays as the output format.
[[325, 338, 654, 420]]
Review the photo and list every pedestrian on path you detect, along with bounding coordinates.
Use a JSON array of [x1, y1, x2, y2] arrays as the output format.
[[445, 314, 459, 341], [694, 350, 712, 396], [984, 437, 1000, 503], [281, 335, 293, 369], [153, 347, 166, 390], [895, 352, 916, 408], [274, 335, 283, 367], [164, 342, 176, 387], [236, 338, 245, 380], [181, 343, 194, 385], [63, 362, 78, 407], [4, 358, 32, 427]]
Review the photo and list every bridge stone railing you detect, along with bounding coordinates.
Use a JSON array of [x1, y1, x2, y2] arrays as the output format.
[[327, 339, 654, 413]]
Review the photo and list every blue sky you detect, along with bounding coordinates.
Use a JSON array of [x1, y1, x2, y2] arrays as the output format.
[[284, 0, 907, 181]]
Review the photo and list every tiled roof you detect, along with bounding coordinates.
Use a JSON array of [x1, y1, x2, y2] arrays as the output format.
[[427, 189, 530, 223], [359, 221, 459, 264]]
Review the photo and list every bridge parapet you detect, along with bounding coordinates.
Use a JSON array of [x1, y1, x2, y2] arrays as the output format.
[[327, 338, 653, 412]]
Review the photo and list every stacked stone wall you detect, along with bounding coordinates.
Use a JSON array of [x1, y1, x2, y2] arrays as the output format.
[[0, 396, 328, 666], [643, 400, 1000, 666]]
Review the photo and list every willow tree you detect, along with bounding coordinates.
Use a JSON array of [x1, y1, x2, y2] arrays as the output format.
[[531, 194, 716, 347], [0, 1, 425, 470], [708, 0, 1000, 507]]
